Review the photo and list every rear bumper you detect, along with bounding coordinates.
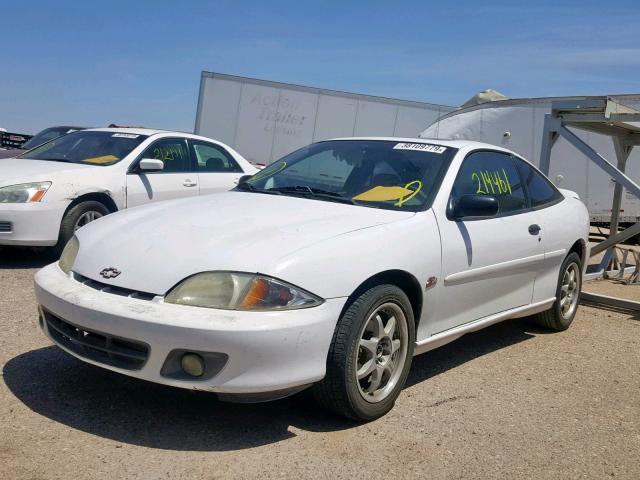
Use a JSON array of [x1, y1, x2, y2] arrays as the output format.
[[0, 201, 65, 246], [34, 263, 346, 394]]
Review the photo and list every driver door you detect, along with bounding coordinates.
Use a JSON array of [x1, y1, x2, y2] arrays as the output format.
[[126, 137, 199, 208], [431, 150, 543, 333]]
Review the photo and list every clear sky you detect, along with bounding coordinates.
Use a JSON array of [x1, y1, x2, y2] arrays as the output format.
[[1, 0, 638, 134]]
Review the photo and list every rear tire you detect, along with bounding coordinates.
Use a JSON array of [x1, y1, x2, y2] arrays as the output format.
[[55, 201, 109, 253], [534, 252, 582, 331], [313, 285, 415, 421]]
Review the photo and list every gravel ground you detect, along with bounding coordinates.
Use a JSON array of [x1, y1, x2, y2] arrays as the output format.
[[1, 247, 639, 479]]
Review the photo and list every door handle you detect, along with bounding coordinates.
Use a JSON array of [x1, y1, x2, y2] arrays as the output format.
[[183, 180, 197, 187], [528, 224, 541, 235]]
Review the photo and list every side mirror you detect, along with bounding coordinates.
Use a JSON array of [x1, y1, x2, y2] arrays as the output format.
[[138, 158, 164, 172], [237, 174, 253, 184], [450, 194, 499, 220]]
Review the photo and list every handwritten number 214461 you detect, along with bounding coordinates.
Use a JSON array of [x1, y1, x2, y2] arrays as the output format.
[[471, 169, 512, 195]]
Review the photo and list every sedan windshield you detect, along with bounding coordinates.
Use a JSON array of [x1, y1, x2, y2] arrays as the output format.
[[20, 131, 148, 166], [21, 126, 83, 150], [244, 140, 456, 211]]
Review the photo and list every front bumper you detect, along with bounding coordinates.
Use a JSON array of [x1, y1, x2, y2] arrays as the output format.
[[34, 263, 346, 394], [0, 201, 65, 246]]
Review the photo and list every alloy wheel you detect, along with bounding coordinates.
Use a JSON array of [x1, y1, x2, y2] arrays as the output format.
[[73, 211, 104, 232], [560, 262, 580, 320], [355, 302, 409, 403]]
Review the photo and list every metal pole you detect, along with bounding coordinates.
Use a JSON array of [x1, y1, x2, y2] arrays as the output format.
[[609, 136, 632, 237], [590, 220, 640, 256], [539, 114, 558, 175], [552, 119, 640, 199]]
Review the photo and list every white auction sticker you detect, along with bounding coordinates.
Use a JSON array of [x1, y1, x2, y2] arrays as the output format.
[[393, 142, 447, 154], [112, 133, 140, 138]]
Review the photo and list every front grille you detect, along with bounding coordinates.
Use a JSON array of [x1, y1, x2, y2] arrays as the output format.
[[0, 221, 12, 233], [73, 273, 156, 301], [43, 310, 149, 370]]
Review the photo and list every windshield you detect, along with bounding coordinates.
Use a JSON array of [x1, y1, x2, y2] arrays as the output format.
[[20, 131, 148, 166], [244, 140, 456, 211], [21, 127, 82, 150]]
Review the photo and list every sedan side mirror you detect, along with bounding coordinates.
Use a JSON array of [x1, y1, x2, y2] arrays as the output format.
[[450, 194, 499, 220], [237, 174, 253, 184], [138, 158, 164, 172]]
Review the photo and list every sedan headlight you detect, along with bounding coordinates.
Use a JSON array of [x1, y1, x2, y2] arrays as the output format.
[[58, 236, 79, 274], [0, 182, 51, 203], [165, 272, 323, 311]]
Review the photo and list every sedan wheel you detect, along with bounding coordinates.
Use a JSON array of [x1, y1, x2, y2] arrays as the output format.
[[73, 210, 104, 232], [56, 200, 110, 255], [313, 284, 415, 421], [534, 251, 582, 331], [356, 302, 409, 403], [559, 262, 580, 320]]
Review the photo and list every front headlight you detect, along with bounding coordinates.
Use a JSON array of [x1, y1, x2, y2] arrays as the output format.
[[0, 182, 51, 203], [165, 272, 323, 311], [58, 236, 79, 274]]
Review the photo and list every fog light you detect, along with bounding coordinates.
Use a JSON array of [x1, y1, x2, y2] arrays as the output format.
[[180, 353, 205, 377]]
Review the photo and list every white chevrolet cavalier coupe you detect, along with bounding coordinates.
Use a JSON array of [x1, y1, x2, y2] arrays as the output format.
[[34, 138, 589, 420], [0, 128, 257, 250]]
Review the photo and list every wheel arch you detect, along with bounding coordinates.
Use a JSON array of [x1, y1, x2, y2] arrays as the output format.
[[62, 191, 119, 218], [341, 269, 423, 326], [568, 238, 587, 266]]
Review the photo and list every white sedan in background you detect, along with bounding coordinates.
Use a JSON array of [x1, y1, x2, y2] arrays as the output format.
[[34, 138, 589, 420], [0, 128, 257, 249]]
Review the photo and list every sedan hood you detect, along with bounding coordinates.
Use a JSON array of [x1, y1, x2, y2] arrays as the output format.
[[73, 191, 414, 294], [0, 158, 95, 186]]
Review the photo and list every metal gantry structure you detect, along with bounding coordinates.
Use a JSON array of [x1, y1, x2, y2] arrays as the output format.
[[539, 97, 640, 310]]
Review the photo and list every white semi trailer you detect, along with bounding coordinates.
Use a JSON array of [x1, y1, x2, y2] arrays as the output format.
[[194, 71, 454, 166], [421, 94, 640, 225]]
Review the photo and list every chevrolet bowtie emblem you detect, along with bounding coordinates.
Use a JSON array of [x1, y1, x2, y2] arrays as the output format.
[[99, 267, 122, 279]]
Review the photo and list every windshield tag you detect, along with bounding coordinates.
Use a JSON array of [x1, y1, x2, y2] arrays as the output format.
[[393, 143, 446, 154], [112, 133, 139, 138]]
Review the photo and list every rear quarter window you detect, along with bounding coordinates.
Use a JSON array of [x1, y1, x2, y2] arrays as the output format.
[[514, 157, 563, 208]]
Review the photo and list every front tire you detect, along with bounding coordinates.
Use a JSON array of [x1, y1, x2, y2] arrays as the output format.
[[313, 284, 415, 421], [56, 201, 109, 252], [535, 252, 582, 331]]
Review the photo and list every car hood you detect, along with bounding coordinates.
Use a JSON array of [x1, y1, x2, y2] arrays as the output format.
[[0, 158, 95, 186], [73, 191, 415, 295]]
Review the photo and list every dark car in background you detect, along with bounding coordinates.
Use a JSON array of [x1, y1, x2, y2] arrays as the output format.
[[0, 126, 85, 158]]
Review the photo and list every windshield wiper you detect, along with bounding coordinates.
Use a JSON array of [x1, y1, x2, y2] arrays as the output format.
[[235, 181, 282, 195], [236, 181, 256, 191], [268, 186, 356, 204]]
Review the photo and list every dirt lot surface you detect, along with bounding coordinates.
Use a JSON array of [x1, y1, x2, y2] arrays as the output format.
[[1, 248, 639, 479]]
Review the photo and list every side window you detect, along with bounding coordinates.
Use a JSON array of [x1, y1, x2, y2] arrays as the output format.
[[453, 151, 528, 214], [514, 157, 563, 208], [141, 138, 191, 173], [192, 141, 242, 173]]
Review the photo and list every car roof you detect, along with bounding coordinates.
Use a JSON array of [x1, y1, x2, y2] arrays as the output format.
[[327, 136, 504, 150], [85, 127, 172, 136], [83, 128, 224, 144]]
